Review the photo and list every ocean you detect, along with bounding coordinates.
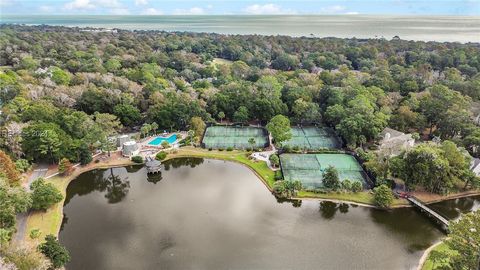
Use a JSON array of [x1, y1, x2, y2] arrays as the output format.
[[1, 15, 479, 43]]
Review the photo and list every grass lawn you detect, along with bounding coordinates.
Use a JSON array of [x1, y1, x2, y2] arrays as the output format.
[[421, 242, 455, 270], [297, 190, 408, 207]]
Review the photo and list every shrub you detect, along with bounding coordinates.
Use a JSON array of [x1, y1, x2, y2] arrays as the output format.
[[131, 156, 143, 163], [373, 184, 394, 208], [155, 152, 167, 161], [58, 158, 73, 176], [341, 179, 352, 191], [269, 154, 280, 167], [218, 148, 224, 151], [351, 181, 363, 192], [274, 170, 283, 181], [208, 148, 213, 151], [226, 147, 233, 151], [246, 147, 252, 152], [161, 141, 170, 149], [30, 229, 41, 239], [38, 235, 70, 269], [15, 159, 30, 173], [282, 145, 292, 153], [30, 178, 63, 211]]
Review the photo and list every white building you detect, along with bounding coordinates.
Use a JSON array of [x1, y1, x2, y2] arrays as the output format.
[[378, 127, 415, 156], [122, 141, 139, 157], [117, 135, 130, 147]]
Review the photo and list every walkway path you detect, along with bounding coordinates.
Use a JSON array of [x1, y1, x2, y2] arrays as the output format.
[[13, 164, 48, 244], [407, 196, 449, 228]]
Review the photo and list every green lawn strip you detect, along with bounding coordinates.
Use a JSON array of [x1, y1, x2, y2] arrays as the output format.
[[297, 190, 408, 207], [421, 242, 455, 270], [25, 176, 70, 243]]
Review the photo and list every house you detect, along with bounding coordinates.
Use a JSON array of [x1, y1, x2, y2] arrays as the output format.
[[378, 127, 415, 156], [471, 158, 480, 177]]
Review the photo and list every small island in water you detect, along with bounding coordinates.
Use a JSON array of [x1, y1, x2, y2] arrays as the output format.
[[0, 7, 479, 270]]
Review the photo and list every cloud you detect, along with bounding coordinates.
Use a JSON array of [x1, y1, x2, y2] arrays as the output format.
[[320, 5, 346, 13], [64, 0, 95, 10], [345, 11, 360, 15], [173, 7, 206, 15], [64, 0, 124, 12], [135, 0, 148, 6], [111, 8, 130, 15], [39, 5, 54, 13], [141, 8, 163, 15], [243, 3, 295, 15]]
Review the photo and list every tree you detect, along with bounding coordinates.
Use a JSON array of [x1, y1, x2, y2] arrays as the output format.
[[58, 158, 73, 176], [373, 184, 394, 208], [0, 176, 31, 236], [113, 104, 141, 127], [322, 166, 341, 190], [248, 137, 256, 149], [351, 181, 363, 192], [440, 210, 480, 270], [0, 150, 20, 184], [233, 106, 249, 124], [30, 178, 63, 211], [190, 117, 206, 142], [49, 67, 71, 86], [218, 111, 225, 123], [15, 159, 30, 173], [266, 115, 292, 146], [78, 143, 93, 165], [151, 122, 159, 135], [141, 123, 152, 138], [38, 234, 71, 269], [269, 154, 279, 167]]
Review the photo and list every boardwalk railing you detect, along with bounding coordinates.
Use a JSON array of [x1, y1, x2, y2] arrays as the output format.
[[407, 196, 450, 229]]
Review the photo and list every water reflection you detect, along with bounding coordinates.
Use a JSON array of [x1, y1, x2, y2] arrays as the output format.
[[59, 158, 478, 270], [63, 167, 130, 205], [163, 157, 204, 170]]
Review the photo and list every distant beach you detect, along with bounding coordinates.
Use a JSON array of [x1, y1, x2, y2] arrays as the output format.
[[1, 15, 479, 43]]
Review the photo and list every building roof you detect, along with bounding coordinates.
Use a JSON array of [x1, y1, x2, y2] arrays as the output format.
[[380, 127, 406, 139], [471, 158, 480, 170]]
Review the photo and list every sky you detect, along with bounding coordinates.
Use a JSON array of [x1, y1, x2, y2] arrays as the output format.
[[0, 0, 479, 16]]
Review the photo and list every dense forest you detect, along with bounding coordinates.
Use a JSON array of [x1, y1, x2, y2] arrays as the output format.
[[0, 24, 480, 269], [0, 24, 479, 177]]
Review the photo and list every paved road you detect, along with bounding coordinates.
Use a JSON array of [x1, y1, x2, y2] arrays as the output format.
[[13, 164, 48, 244]]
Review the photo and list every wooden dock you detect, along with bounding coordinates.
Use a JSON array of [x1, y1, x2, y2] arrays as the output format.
[[407, 196, 449, 229]]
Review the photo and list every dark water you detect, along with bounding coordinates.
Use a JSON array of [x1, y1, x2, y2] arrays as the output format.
[[59, 158, 479, 270], [2, 15, 480, 43]]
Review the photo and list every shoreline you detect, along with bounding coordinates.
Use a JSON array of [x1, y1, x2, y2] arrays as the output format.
[[417, 240, 446, 270], [20, 148, 479, 245]]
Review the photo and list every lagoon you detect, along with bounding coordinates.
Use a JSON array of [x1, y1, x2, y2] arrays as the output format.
[[59, 158, 479, 270]]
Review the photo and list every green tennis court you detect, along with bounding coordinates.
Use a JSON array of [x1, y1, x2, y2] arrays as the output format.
[[202, 126, 269, 149], [280, 153, 366, 189], [283, 127, 341, 150]]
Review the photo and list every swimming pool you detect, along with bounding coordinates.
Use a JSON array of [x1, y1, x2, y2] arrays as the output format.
[[148, 134, 177, 146]]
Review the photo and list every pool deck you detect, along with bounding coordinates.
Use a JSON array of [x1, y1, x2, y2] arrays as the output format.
[[137, 132, 186, 158]]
